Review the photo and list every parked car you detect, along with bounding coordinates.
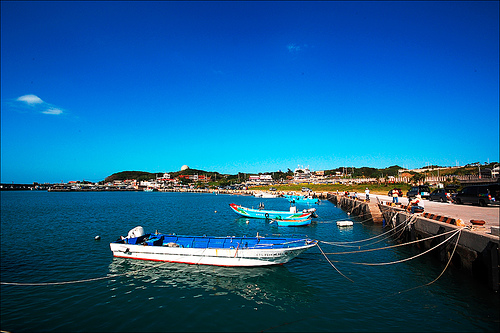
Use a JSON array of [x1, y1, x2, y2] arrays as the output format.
[[406, 185, 431, 199], [454, 184, 500, 206], [429, 188, 457, 202], [388, 188, 403, 197]]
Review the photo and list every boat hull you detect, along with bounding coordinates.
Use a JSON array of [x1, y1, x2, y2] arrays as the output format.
[[110, 234, 317, 267], [271, 219, 312, 227], [229, 203, 312, 220]]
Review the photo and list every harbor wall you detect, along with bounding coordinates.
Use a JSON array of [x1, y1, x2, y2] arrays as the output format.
[[378, 205, 499, 291], [329, 195, 499, 291]]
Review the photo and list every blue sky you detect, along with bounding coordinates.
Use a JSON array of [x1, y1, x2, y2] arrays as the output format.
[[1, 1, 499, 183]]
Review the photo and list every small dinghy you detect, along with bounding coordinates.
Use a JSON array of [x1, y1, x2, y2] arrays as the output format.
[[110, 226, 318, 267], [336, 221, 354, 227], [270, 218, 313, 227]]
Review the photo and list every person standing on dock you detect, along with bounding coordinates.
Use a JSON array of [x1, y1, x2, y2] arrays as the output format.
[[392, 189, 399, 203], [365, 188, 370, 201]]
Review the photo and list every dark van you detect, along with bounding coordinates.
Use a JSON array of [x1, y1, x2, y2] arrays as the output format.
[[454, 184, 500, 206], [406, 185, 431, 199]]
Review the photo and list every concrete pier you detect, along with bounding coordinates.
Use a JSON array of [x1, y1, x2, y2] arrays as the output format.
[[327, 194, 384, 223], [329, 194, 499, 292]]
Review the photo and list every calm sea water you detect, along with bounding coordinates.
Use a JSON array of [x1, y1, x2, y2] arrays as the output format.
[[1, 191, 498, 332]]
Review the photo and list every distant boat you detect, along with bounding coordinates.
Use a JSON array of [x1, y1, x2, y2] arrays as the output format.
[[229, 203, 312, 220], [270, 218, 313, 227], [144, 188, 154, 192], [254, 191, 278, 198], [110, 226, 318, 267], [284, 195, 319, 204]]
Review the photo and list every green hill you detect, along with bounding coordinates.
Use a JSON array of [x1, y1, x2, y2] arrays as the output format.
[[104, 171, 160, 183], [103, 168, 222, 183], [102, 162, 498, 184]]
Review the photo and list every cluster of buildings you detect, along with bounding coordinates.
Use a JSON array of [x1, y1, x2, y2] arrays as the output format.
[[50, 172, 202, 191], [46, 167, 327, 191], [6, 163, 497, 192]]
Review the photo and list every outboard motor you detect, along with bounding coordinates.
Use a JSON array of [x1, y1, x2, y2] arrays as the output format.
[[127, 226, 145, 239], [302, 207, 318, 218]]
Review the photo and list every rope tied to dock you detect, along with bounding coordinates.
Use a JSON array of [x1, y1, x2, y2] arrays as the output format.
[[320, 226, 466, 266], [316, 242, 354, 283], [377, 226, 465, 299], [316, 216, 374, 225], [321, 214, 414, 248], [319, 226, 464, 256]]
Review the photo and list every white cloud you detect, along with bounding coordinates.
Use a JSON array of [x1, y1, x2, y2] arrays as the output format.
[[287, 43, 301, 53], [14, 94, 64, 115], [17, 94, 44, 104], [42, 108, 63, 115], [287, 43, 311, 54]]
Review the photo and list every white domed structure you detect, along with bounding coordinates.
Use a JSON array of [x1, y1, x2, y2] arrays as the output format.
[[181, 165, 189, 171]]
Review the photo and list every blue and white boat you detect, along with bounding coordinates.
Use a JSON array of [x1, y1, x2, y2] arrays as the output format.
[[110, 226, 317, 267], [229, 203, 312, 220]]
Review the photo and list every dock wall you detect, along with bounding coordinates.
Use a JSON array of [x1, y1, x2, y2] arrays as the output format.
[[328, 194, 499, 291], [379, 205, 499, 291]]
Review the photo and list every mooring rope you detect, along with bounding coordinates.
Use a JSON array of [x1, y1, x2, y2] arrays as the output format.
[[376, 227, 464, 299], [0, 261, 170, 286], [316, 216, 374, 225], [316, 242, 354, 283], [399, 228, 463, 291], [319, 226, 464, 255], [321, 214, 414, 247], [388, 216, 413, 245], [320, 227, 465, 266], [352, 215, 413, 249]]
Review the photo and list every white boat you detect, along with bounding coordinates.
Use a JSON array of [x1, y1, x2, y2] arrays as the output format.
[[110, 226, 318, 267], [336, 221, 354, 227], [254, 191, 278, 198]]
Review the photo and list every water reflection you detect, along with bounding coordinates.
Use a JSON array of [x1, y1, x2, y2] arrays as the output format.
[[107, 258, 318, 310]]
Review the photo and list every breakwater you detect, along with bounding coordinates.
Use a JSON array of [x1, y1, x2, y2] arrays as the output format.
[[329, 194, 499, 292]]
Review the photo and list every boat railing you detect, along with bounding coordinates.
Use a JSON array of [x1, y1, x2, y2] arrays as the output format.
[[125, 233, 313, 249]]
